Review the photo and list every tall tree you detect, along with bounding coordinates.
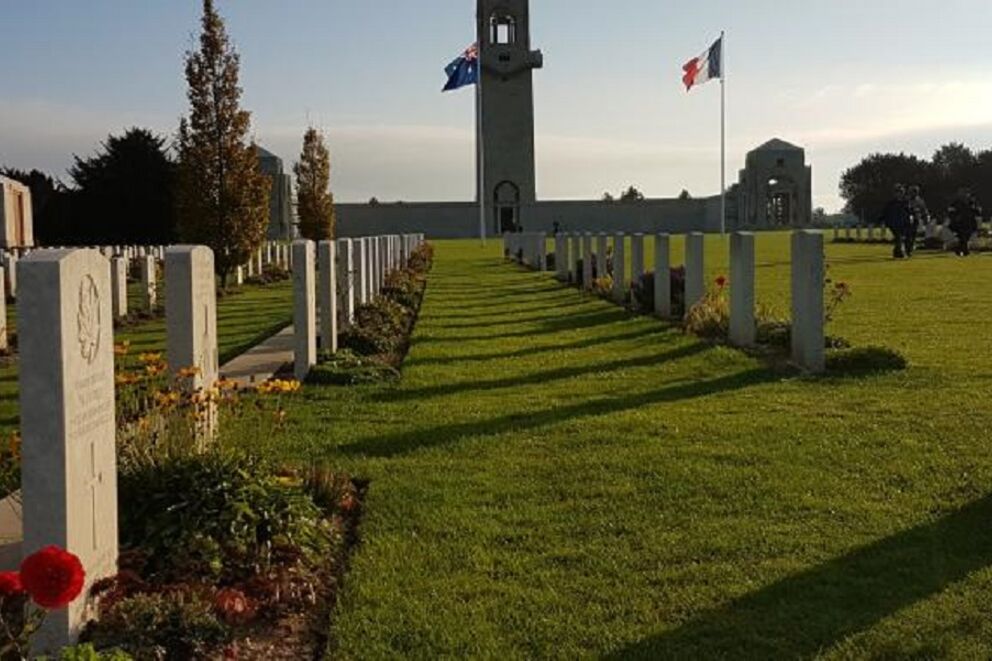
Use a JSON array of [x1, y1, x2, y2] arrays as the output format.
[[69, 128, 177, 245], [839, 153, 930, 222], [293, 127, 335, 241], [176, 0, 269, 283], [618, 185, 645, 203]]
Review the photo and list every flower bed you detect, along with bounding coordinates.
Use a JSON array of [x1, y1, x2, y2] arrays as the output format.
[[311, 242, 434, 385], [77, 361, 366, 658]]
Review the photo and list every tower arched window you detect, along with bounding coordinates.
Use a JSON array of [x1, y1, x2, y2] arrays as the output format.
[[490, 12, 517, 45]]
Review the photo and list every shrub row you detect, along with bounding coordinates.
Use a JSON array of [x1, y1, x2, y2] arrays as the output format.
[[311, 242, 434, 384]]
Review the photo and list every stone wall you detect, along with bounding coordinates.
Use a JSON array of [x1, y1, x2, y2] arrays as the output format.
[[337, 197, 724, 239]]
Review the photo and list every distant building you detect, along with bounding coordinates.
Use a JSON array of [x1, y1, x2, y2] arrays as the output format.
[[336, 0, 813, 238], [256, 146, 295, 240], [736, 139, 813, 229], [0, 176, 34, 248]]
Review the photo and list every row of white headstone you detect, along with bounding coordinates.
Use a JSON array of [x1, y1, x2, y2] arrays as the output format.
[[290, 234, 425, 381], [13, 244, 228, 651], [832, 221, 992, 244], [13, 231, 427, 650], [506, 230, 826, 374]]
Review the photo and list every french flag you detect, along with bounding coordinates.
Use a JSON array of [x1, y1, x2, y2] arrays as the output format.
[[682, 37, 723, 91]]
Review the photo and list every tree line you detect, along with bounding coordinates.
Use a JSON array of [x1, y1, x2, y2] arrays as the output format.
[[1, 0, 336, 284], [840, 143, 991, 223]]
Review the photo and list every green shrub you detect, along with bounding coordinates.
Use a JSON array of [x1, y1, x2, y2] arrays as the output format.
[[118, 452, 330, 584], [246, 264, 290, 286], [340, 297, 411, 357], [632, 269, 685, 315], [684, 290, 729, 339], [382, 269, 424, 311], [631, 272, 653, 312], [308, 349, 400, 385], [591, 275, 613, 299], [86, 591, 227, 661], [407, 242, 434, 274], [40, 643, 132, 661], [827, 346, 908, 374]]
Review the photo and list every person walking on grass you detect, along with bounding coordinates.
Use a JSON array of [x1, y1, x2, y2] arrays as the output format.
[[906, 184, 929, 257], [948, 189, 982, 257], [880, 184, 911, 259]]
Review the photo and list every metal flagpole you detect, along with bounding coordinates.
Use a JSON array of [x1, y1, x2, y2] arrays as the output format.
[[720, 30, 727, 236], [476, 44, 487, 247]]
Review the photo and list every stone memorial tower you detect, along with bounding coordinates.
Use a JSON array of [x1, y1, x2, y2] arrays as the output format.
[[477, 0, 543, 235]]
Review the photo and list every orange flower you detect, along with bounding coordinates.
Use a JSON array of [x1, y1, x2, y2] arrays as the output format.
[[176, 366, 202, 379], [145, 363, 166, 377], [113, 342, 131, 357]]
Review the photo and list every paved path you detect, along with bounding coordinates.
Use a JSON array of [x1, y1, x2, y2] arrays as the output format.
[[220, 324, 294, 385]]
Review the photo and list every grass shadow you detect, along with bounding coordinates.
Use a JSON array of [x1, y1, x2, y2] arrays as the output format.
[[379, 342, 710, 403], [406, 325, 673, 367], [341, 366, 776, 458], [608, 493, 992, 659]]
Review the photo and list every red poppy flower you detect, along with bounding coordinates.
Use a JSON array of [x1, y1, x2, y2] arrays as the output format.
[[0, 571, 23, 597], [214, 588, 254, 625], [715, 276, 728, 288], [20, 546, 85, 609]]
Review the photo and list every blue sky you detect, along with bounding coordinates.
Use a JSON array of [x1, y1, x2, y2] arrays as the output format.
[[1, 1, 990, 211]]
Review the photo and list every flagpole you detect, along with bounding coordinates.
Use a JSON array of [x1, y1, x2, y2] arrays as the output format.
[[720, 30, 726, 236], [476, 47, 486, 247]]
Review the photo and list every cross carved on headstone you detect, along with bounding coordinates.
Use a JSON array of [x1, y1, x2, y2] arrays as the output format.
[[86, 440, 102, 552]]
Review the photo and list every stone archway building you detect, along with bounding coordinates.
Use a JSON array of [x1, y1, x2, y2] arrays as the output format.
[[735, 139, 813, 229]]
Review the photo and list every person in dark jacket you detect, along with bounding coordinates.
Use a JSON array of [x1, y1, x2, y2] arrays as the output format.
[[880, 184, 911, 259], [948, 190, 982, 256], [905, 185, 929, 257]]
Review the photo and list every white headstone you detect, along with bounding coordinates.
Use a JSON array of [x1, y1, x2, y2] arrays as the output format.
[[684, 233, 706, 315], [612, 233, 626, 303], [140, 255, 157, 311], [554, 234, 567, 281], [790, 231, 825, 373], [653, 233, 671, 318], [596, 233, 608, 282], [4, 255, 17, 300], [631, 233, 645, 286], [318, 240, 338, 354], [729, 232, 756, 347], [337, 239, 355, 329], [355, 238, 369, 305], [570, 234, 581, 284], [165, 246, 218, 437], [19, 249, 118, 652], [293, 240, 317, 380], [582, 233, 594, 289], [110, 256, 128, 320], [0, 267, 7, 351]]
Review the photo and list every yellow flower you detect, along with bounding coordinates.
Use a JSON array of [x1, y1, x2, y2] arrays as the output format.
[[154, 390, 181, 408], [113, 341, 131, 356], [177, 366, 202, 379], [145, 363, 166, 377], [216, 378, 239, 392], [115, 372, 140, 386], [138, 352, 163, 364], [257, 379, 303, 395]]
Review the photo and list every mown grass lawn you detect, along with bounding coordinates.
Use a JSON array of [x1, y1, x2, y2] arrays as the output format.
[[242, 232, 992, 658], [0, 278, 292, 436]]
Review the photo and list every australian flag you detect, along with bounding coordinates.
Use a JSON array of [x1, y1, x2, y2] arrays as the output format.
[[443, 42, 479, 92]]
